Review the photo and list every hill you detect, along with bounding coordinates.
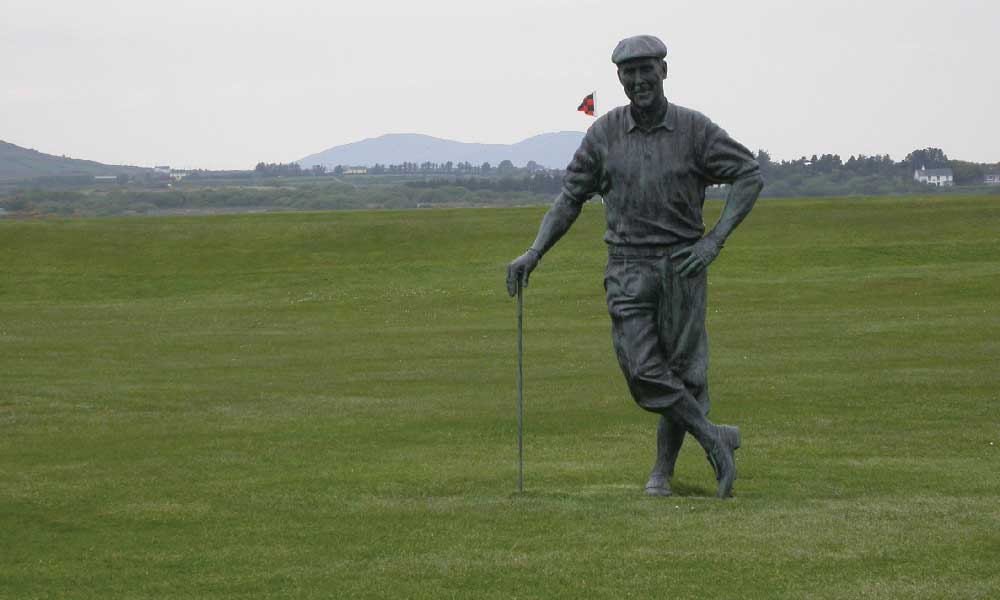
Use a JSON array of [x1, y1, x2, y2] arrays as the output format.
[[0, 140, 150, 180], [297, 131, 585, 169]]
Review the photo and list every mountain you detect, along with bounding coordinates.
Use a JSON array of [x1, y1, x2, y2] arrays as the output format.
[[297, 132, 585, 170], [0, 140, 150, 180]]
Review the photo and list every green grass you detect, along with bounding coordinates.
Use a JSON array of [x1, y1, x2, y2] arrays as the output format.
[[2, 195, 999, 598]]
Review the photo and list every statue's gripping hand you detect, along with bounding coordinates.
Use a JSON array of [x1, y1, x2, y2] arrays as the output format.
[[671, 236, 723, 278], [505, 249, 541, 297]]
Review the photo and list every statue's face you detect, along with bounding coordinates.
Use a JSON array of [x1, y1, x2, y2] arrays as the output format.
[[617, 57, 667, 109]]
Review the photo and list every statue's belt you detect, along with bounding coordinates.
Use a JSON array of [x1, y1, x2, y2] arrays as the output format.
[[607, 242, 692, 258]]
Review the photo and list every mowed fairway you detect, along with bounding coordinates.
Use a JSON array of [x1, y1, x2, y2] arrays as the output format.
[[2, 195, 999, 598]]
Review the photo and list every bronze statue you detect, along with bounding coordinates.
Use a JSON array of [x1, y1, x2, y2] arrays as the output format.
[[506, 35, 764, 498]]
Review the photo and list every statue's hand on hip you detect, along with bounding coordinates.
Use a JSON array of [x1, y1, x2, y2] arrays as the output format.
[[506, 250, 540, 297], [671, 236, 723, 277]]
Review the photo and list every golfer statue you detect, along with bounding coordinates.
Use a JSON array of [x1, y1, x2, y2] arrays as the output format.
[[506, 35, 763, 498]]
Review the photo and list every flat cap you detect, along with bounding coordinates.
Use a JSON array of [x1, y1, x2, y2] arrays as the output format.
[[611, 35, 668, 65]]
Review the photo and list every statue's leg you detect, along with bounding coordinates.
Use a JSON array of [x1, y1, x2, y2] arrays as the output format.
[[662, 255, 739, 497], [606, 253, 740, 498], [606, 254, 699, 492], [658, 251, 717, 483], [605, 255, 692, 415], [645, 415, 685, 496], [669, 392, 740, 498]]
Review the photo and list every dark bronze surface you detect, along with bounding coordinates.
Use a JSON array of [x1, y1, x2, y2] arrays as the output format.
[[506, 35, 764, 498]]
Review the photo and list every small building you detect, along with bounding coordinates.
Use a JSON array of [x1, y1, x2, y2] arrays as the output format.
[[913, 166, 954, 187], [342, 167, 367, 175], [153, 165, 171, 175], [984, 172, 1000, 185]]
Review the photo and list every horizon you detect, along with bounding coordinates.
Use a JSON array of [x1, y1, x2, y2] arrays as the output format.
[[3, 0, 999, 170], [5, 129, 994, 174]]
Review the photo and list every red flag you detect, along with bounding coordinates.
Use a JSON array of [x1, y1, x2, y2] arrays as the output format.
[[577, 92, 595, 117]]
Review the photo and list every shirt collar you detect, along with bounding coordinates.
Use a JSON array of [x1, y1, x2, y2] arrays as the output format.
[[625, 100, 676, 133]]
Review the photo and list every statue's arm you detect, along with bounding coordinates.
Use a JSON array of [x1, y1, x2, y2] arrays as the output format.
[[673, 174, 762, 277], [506, 123, 603, 296], [673, 124, 764, 277], [529, 191, 583, 256], [505, 192, 583, 296], [705, 173, 764, 246]]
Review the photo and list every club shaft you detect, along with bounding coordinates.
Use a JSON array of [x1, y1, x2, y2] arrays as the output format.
[[517, 282, 524, 493]]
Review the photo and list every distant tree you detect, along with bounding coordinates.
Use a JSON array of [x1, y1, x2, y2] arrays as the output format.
[[253, 162, 303, 177], [525, 160, 542, 172], [333, 165, 345, 176], [905, 147, 949, 170], [481, 162, 492, 173], [814, 153, 842, 174], [498, 159, 514, 173], [755, 149, 772, 175], [948, 160, 984, 185], [310, 165, 327, 176]]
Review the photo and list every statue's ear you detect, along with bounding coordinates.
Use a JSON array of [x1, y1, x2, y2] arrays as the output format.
[[660, 60, 669, 80]]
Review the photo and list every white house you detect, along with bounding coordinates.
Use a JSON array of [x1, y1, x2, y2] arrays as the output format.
[[984, 172, 1000, 185], [913, 166, 954, 187]]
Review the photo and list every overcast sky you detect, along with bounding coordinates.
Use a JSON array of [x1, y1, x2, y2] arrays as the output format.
[[2, 0, 998, 170]]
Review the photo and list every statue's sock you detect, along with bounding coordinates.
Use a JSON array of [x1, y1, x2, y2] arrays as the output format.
[[668, 393, 718, 450]]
